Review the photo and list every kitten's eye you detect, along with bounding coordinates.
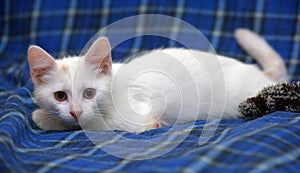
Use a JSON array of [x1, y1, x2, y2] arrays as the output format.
[[54, 91, 68, 101], [83, 88, 96, 99]]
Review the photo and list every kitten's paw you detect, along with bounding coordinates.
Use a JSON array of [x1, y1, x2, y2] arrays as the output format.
[[32, 109, 72, 131], [146, 116, 162, 130], [32, 109, 58, 130]]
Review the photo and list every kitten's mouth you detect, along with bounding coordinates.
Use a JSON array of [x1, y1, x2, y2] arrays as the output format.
[[70, 111, 82, 122], [59, 117, 81, 130], [73, 116, 78, 122], [60, 115, 80, 125]]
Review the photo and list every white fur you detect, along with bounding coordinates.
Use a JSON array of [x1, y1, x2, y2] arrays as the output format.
[[29, 29, 288, 133], [234, 28, 288, 82]]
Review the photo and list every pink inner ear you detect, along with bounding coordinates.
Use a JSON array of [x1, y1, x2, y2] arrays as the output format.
[[28, 46, 57, 84], [85, 37, 112, 74], [100, 57, 112, 75]]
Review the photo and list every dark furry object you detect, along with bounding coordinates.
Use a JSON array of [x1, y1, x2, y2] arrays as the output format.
[[238, 82, 300, 119]]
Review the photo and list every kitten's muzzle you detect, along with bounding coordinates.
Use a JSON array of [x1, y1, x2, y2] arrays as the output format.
[[70, 104, 83, 121]]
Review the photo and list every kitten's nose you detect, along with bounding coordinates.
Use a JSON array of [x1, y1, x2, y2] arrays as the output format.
[[70, 110, 82, 121], [70, 104, 83, 121]]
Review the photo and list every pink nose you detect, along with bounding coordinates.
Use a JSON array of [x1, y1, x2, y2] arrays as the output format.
[[70, 103, 83, 121], [70, 110, 83, 121]]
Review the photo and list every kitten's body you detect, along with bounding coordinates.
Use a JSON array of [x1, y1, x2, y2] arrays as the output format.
[[29, 29, 288, 133]]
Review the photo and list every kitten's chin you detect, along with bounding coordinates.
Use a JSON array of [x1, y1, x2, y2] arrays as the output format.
[[77, 117, 112, 131], [59, 117, 81, 129], [67, 123, 81, 130]]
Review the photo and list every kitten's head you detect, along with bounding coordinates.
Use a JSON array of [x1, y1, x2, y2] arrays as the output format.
[[28, 37, 112, 128]]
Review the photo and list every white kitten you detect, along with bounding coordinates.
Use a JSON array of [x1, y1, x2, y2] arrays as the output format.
[[28, 29, 287, 133]]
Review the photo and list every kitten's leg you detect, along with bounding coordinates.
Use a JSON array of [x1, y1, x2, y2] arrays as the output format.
[[32, 109, 74, 131], [234, 28, 288, 82]]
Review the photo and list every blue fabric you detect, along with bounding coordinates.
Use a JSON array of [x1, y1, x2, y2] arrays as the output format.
[[1, 0, 300, 172]]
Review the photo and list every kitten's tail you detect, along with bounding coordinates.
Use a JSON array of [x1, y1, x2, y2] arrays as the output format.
[[234, 28, 289, 82]]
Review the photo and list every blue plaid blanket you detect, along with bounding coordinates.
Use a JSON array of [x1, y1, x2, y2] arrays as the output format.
[[1, 0, 300, 172]]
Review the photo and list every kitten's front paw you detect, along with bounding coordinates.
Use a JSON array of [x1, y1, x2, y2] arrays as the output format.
[[32, 109, 72, 131], [32, 109, 57, 130]]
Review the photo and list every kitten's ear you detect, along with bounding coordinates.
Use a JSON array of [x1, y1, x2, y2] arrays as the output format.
[[28, 46, 57, 85], [85, 37, 112, 75]]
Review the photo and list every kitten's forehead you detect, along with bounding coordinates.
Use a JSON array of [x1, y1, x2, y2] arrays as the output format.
[[55, 56, 98, 90], [56, 56, 80, 73]]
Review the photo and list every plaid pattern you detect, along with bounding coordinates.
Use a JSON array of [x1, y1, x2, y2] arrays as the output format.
[[1, 0, 300, 172]]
